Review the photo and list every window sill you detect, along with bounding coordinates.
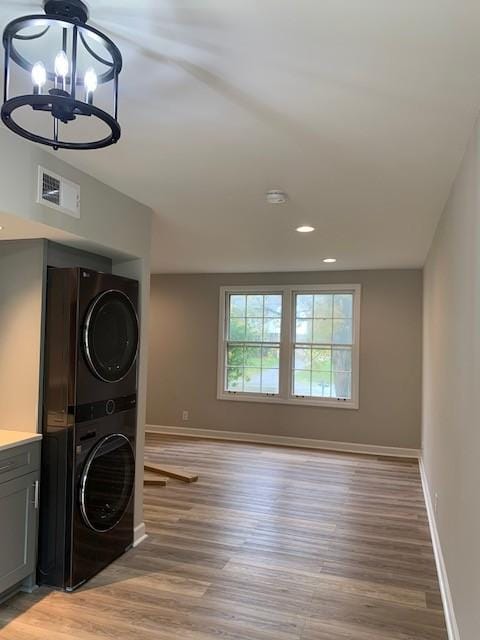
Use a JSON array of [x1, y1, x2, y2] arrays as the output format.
[[217, 392, 359, 410]]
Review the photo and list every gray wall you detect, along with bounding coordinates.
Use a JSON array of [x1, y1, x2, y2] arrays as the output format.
[[148, 269, 423, 449], [0, 240, 45, 433], [0, 130, 151, 260], [423, 116, 480, 639], [46, 241, 112, 272]]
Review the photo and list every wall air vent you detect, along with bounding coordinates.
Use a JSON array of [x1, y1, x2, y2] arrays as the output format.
[[37, 166, 80, 218]]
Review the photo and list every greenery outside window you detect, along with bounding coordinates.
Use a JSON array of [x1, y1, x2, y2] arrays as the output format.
[[218, 284, 361, 409]]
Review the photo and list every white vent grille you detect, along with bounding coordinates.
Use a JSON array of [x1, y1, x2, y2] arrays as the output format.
[[41, 172, 60, 206], [37, 166, 80, 218]]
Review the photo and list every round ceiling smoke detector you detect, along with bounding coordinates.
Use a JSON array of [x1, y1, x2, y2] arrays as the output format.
[[266, 190, 288, 205]]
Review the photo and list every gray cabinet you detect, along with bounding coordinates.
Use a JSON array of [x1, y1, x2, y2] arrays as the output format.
[[0, 442, 40, 600]]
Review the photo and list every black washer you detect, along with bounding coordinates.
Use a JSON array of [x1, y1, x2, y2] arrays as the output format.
[[106, 399, 116, 415], [79, 433, 135, 533], [83, 289, 139, 383]]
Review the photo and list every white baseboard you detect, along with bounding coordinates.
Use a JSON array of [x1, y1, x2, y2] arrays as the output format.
[[419, 457, 459, 640], [145, 424, 420, 458], [133, 522, 147, 548]]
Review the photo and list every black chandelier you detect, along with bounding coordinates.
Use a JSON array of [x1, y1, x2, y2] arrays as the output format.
[[1, 0, 122, 150]]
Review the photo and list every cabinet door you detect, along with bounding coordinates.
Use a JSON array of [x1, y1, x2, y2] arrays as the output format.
[[0, 472, 38, 594]]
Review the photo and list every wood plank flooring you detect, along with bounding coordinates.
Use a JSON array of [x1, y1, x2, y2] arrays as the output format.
[[0, 434, 447, 639]]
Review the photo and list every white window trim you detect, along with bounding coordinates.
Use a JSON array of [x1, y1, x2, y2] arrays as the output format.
[[217, 283, 361, 409]]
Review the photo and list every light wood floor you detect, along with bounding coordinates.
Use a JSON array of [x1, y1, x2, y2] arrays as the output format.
[[0, 434, 447, 639]]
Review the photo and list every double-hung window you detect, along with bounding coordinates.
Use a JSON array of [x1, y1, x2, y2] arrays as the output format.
[[224, 292, 283, 396], [218, 284, 360, 408]]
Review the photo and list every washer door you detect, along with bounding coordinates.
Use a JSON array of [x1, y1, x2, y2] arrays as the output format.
[[84, 289, 139, 383], [80, 434, 135, 533]]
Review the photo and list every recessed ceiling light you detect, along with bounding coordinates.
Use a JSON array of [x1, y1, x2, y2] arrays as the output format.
[[323, 258, 337, 263], [296, 225, 315, 233], [0, 226, 3, 230]]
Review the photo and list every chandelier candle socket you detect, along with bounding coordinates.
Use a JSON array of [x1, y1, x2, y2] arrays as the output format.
[[1, 0, 123, 150]]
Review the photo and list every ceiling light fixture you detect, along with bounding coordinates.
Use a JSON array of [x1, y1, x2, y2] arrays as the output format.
[[296, 225, 315, 233], [1, 0, 122, 150], [323, 258, 337, 263]]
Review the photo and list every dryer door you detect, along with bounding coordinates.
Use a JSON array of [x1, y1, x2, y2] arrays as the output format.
[[80, 434, 135, 533], [83, 289, 139, 383]]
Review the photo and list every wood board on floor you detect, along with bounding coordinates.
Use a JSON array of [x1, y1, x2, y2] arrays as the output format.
[[144, 462, 198, 483], [143, 471, 168, 485]]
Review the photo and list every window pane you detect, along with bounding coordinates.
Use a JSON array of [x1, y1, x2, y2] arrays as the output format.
[[314, 294, 333, 318], [244, 368, 261, 392], [245, 346, 262, 367], [313, 318, 332, 343], [333, 347, 352, 372], [333, 318, 352, 344], [246, 295, 264, 317], [263, 318, 281, 341], [230, 295, 246, 318], [333, 294, 352, 318], [262, 346, 279, 368], [293, 370, 311, 396], [227, 345, 244, 366], [227, 367, 243, 391], [264, 295, 282, 318], [332, 371, 352, 399], [229, 317, 246, 341], [225, 292, 283, 396], [296, 294, 314, 318], [246, 318, 263, 341], [296, 319, 312, 343], [294, 347, 311, 370], [261, 369, 279, 394], [312, 371, 332, 397], [312, 348, 331, 371]]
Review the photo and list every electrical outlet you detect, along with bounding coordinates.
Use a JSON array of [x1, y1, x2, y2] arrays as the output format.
[[182, 410, 189, 421], [434, 492, 439, 516]]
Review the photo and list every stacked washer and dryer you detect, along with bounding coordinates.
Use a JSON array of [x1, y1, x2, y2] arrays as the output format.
[[38, 267, 139, 591]]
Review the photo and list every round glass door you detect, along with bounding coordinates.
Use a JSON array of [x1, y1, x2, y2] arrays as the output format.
[[83, 290, 139, 383], [80, 434, 135, 532]]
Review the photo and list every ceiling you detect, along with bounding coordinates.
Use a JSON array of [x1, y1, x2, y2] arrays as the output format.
[[1, 1, 480, 273]]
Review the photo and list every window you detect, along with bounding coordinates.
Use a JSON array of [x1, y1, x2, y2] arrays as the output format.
[[218, 284, 360, 408], [293, 293, 353, 400], [226, 293, 282, 395]]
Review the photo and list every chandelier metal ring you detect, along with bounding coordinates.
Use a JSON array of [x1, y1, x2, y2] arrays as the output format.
[[1, 93, 121, 150]]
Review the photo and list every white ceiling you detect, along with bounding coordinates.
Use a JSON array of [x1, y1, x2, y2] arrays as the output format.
[[1, 1, 480, 273]]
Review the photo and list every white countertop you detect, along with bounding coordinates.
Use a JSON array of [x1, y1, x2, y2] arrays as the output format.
[[0, 430, 42, 453]]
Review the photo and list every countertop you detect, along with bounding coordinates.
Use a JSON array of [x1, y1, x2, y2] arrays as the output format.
[[0, 430, 42, 454]]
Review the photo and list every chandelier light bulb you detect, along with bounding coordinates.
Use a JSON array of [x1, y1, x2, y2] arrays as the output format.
[[84, 67, 98, 94], [31, 61, 47, 89], [54, 50, 69, 78]]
